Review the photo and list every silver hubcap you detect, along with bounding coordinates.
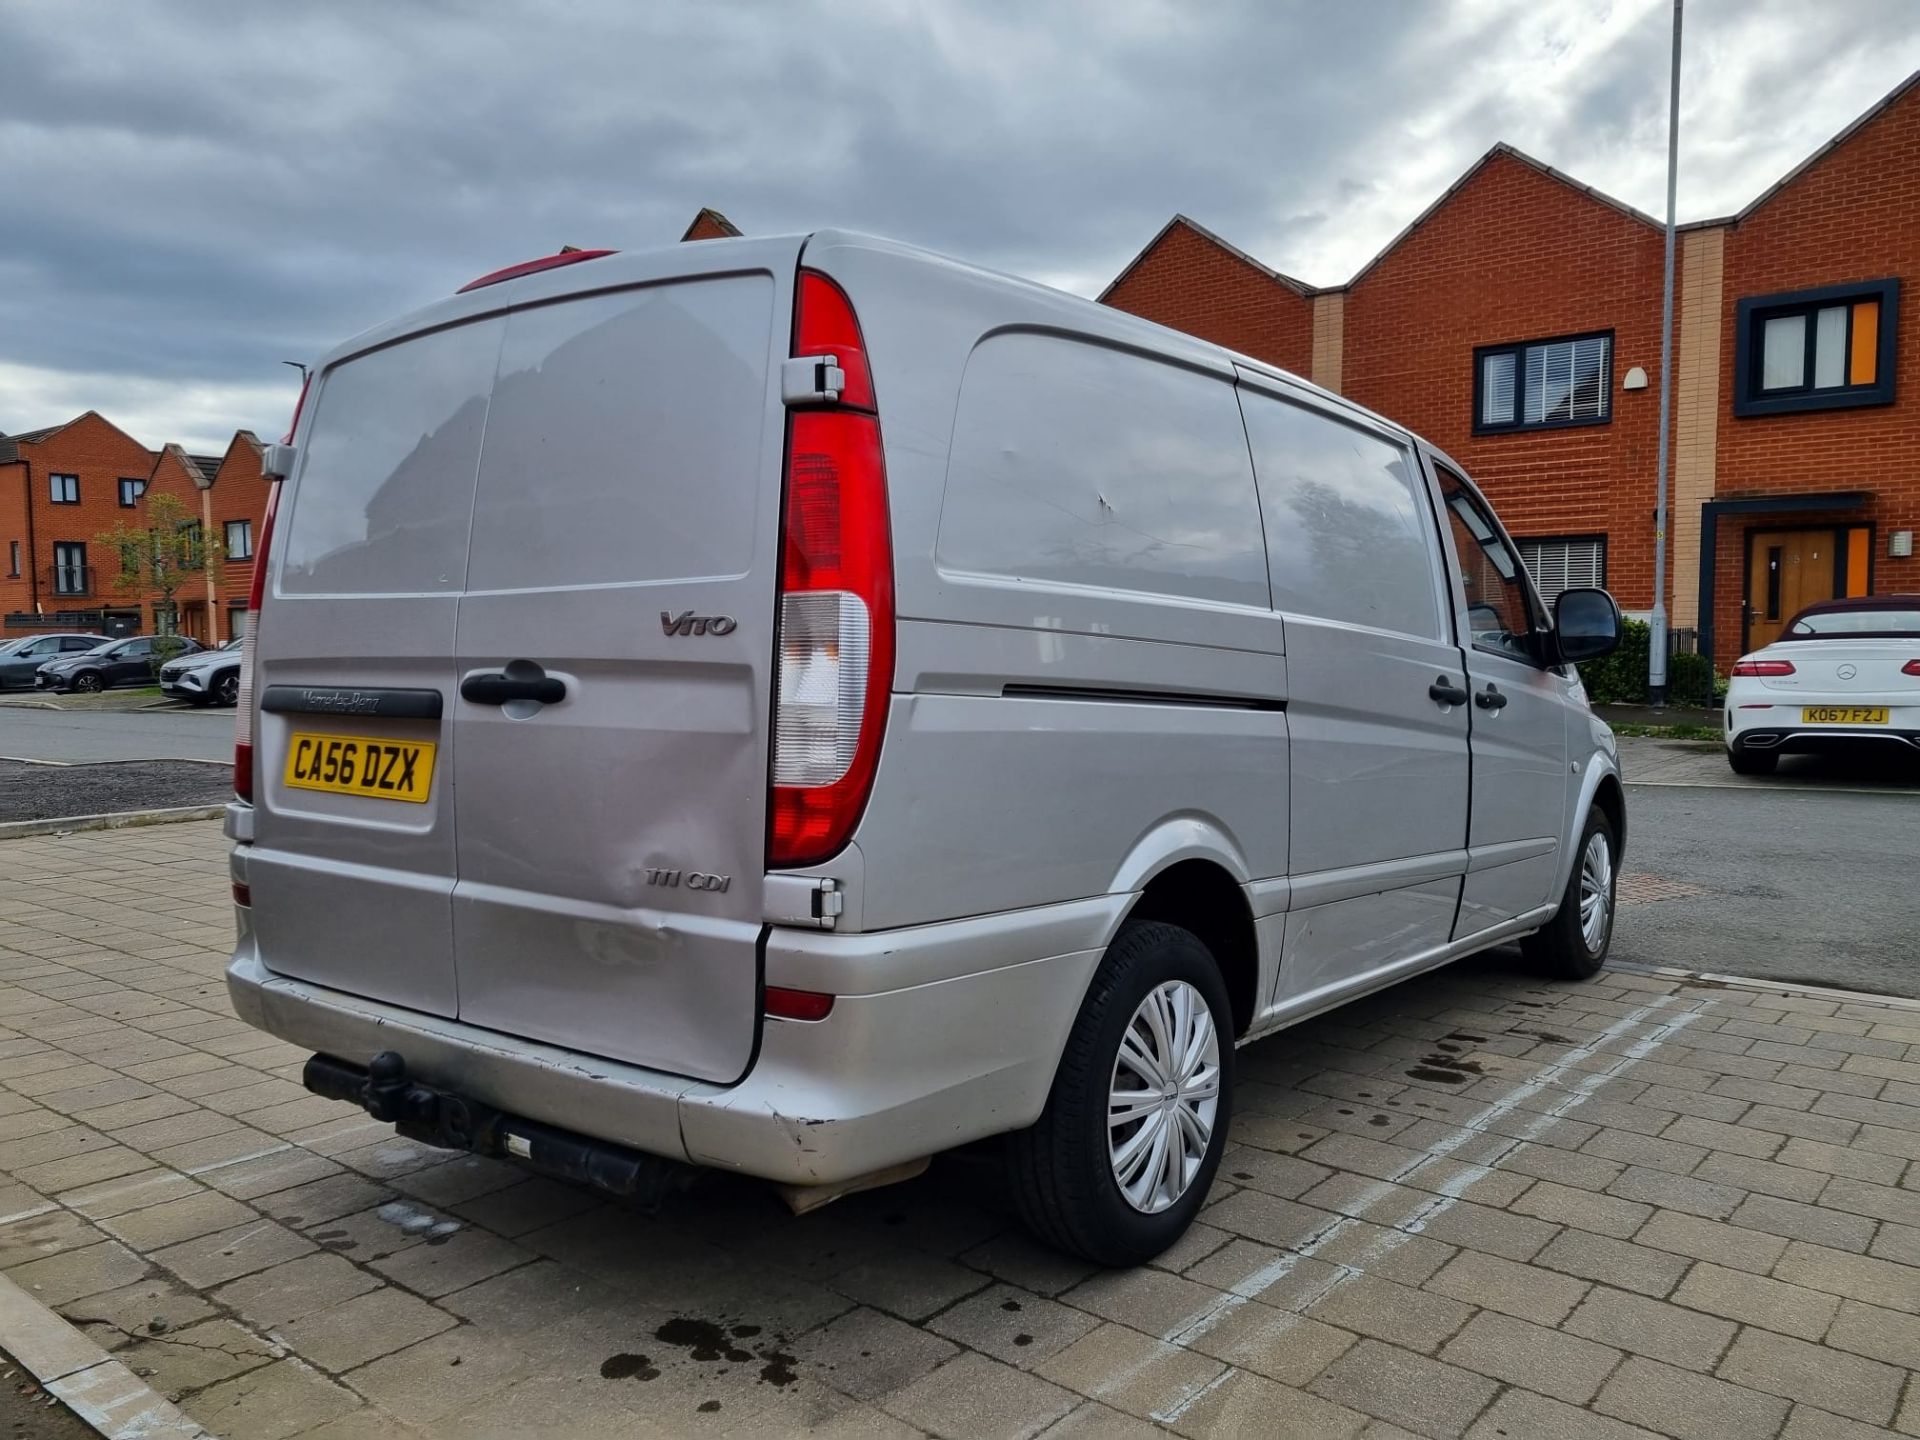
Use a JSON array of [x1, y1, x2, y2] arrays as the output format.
[[1108, 980, 1220, 1214], [1579, 831, 1614, 952]]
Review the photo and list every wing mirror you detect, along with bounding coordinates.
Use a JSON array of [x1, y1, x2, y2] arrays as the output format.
[[1553, 587, 1622, 664]]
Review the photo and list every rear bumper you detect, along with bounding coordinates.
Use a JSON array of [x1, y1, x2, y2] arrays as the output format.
[[1727, 724, 1920, 756], [226, 897, 1112, 1187]]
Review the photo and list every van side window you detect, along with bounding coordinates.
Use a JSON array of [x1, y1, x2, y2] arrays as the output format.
[[938, 335, 1267, 608], [1238, 389, 1442, 638], [1435, 468, 1544, 664]]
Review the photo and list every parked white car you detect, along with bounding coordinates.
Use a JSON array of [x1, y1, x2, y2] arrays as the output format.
[[1725, 596, 1920, 775]]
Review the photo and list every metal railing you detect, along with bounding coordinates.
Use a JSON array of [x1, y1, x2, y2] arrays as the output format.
[[46, 565, 96, 598]]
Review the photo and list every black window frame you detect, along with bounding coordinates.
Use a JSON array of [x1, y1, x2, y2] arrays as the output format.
[[6, 540, 17, 578], [1733, 278, 1898, 418], [1472, 329, 1615, 436], [118, 477, 146, 507], [51, 541, 88, 596], [224, 518, 253, 561], [49, 473, 79, 505]]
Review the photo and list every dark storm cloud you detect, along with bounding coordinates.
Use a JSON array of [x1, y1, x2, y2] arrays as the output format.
[[1, 0, 1916, 449]]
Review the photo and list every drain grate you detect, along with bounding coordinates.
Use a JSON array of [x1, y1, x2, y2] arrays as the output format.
[[1617, 872, 1705, 905]]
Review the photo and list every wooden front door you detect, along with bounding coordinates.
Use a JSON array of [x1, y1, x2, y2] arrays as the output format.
[[1746, 528, 1838, 650]]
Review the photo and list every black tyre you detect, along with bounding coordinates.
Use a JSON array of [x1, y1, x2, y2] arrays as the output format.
[[1522, 809, 1618, 981], [72, 671, 104, 694], [1007, 920, 1234, 1266], [213, 671, 240, 707], [1726, 746, 1776, 776]]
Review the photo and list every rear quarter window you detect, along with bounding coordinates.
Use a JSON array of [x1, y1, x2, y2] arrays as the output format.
[[936, 333, 1267, 608]]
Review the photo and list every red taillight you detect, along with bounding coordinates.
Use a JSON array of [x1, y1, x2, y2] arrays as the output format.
[[1903, 660, 1920, 677], [794, 272, 875, 411], [765, 986, 835, 1022], [231, 882, 251, 908], [235, 378, 303, 804], [1731, 659, 1796, 677], [455, 248, 615, 294], [768, 272, 893, 870]]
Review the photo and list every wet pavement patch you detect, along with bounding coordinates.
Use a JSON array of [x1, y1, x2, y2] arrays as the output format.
[[600, 1353, 659, 1381], [655, 1317, 755, 1363], [757, 1351, 797, 1387]]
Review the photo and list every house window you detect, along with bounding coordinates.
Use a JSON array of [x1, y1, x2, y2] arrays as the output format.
[[7, 541, 17, 578], [1734, 278, 1898, 417], [52, 543, 87, 596], [119, 478, 146, 507], [224, 519, 253, 560], [49, 473, 79, 504], [1475, 333, 1611, 433], [1517, 536, 1607, 605]]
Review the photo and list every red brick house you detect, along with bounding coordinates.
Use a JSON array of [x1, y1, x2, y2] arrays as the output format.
[[1101, 71, 1920, 671], [0, 411, 270, 642]]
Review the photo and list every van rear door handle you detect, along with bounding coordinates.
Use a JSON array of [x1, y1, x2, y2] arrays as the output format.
[[1475, 684, 1509, 710], [461, 671, 566, 706], [1429, 678, 1469, 707]]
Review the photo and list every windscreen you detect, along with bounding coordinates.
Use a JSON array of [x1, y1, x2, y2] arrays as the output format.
[[1786, 608, 1920, 637]]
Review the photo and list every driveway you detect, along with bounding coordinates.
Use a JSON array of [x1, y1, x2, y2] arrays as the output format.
[[0, 708, 229, 764], [0, 821, 1914, 1439]]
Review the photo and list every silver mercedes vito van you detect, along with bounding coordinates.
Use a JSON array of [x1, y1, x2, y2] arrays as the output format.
[[226, 231, 1625, 1265]]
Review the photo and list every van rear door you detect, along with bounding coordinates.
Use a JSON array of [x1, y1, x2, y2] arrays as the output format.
[[447, 246, 798, 1083], [248, 315, 503, 1016]]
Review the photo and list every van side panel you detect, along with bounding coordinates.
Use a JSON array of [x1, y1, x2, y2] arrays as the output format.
[[800, 237, 1288, 935]]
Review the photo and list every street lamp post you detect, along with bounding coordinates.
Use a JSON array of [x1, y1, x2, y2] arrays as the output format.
[[1650, 0, 1683, 706]]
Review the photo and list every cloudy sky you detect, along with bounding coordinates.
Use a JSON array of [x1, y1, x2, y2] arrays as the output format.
[[3, 0, 1917, 452]]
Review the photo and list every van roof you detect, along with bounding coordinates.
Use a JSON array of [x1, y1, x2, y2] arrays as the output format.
[[309, 228, 1417, 450]]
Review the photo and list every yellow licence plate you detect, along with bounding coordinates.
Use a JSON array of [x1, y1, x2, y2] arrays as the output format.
[[285, 732, 435, 803], [1801, 706, 1889, 725]]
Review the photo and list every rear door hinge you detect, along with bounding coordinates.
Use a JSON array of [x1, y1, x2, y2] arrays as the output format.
[[764, 874, 844, 930], [782, 354, 845, 406], [259, 443, 297, 481]]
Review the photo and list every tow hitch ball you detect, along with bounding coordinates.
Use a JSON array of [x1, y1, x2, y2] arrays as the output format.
[[302, 1050, 492, 1151]]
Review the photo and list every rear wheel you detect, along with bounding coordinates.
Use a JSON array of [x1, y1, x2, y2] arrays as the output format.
[[72, 671, 104, 694], [1522, 809, 1617, 981], [1007, 920, 1233, 1266], [1726, 746, 1776, 776]]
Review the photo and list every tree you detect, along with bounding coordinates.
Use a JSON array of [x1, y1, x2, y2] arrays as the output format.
[[97, 492, 220, 660]]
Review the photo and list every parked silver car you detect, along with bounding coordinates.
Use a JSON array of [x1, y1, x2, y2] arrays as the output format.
[[226, 233, 1625, 1264], [160, 636, 244, 706]]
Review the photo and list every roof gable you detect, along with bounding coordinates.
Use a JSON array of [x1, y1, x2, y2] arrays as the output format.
[[1345, 143, 1659, 290], [681, 207, 742, 241], [1099, 214, 1316, 303], [1731, 68, 1920, 225]]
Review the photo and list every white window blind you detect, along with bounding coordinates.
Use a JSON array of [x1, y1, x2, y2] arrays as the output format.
[[1479, 334, 1609, 428], [1517, 537, 1605, 603]]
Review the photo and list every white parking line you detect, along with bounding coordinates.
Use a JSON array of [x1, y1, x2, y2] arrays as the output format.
[[1152, 997, 1704, 1423]]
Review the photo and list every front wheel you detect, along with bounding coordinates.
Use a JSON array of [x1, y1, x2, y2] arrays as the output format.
[[1007, 920, 1233, 1266], [213, 672, 240, 707], [72, 672, 104, 694], [1522, 809, 1617, 981]]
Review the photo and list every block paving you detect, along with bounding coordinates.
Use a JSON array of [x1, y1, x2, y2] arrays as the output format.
[[0, 820, 1914, 1437]]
